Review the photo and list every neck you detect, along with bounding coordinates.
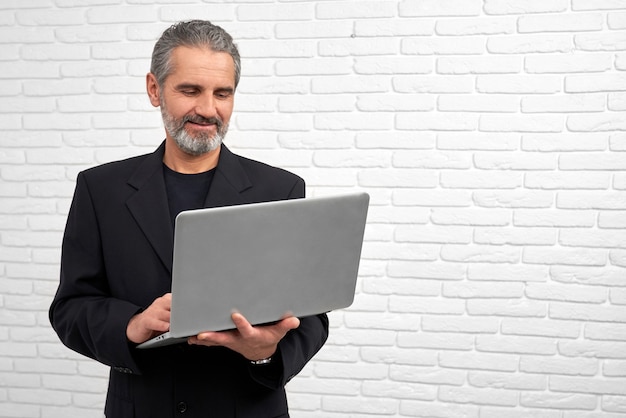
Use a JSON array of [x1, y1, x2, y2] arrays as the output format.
[[163, 137, 221, 174]]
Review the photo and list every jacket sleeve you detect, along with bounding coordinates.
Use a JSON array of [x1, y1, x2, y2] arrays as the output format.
[[49, 172, 142, 373]]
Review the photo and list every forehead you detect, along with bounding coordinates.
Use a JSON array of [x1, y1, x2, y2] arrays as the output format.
[[166, 46, 235, 87]]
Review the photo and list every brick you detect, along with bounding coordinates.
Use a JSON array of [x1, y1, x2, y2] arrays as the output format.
[[603, 395, 626, 414], [443, 281, 524, 298], [441, 244, 520, 263], [559, 340, 626, 359], [480, 114, 563, 133], [576, 32, 626, 51], [439, 94, 519, 112], [573, 0, 626, 11], [389, 295, 466, 314], [600, 211, 626, 228], [357, 93, 434, 112], [484, 0, 568, 15], [275, 58, 352, 76], [608, 11, 626, 29], [322, 396, 397, 415], [421, 315, 500, 333], [526, 283, 608, 303], [440, 170, 522, 189], [387, 260, 466, 280], [288, 377, 360, 395], [395, 75, 474, 93], [585, 323, 626, 341], [356, 56, 433, 75], [477, 74, 561, 93], [522, 390, 597, 409], [437, 132, 519, 150], [390, 364, 466, 385], [362, 347, 438, 366], [501, 318, 580, 338], [317, 1, 397, 19], [401, 111, 480, 131], [436, 17, 515, 35], [437, 55, 520, 74], [567, 113, 626, 132], [525, 53, 612, 73], [431, 208, 513, 226], [393, 188, 472, 207], [604, 360, 626, 377], [438, 384, 519, 406], [609, 92, 626, 110], [488, 34, 573, 54], [276, 21, 352, 39], [520, 355, 598, 376], [474, 151, 557, 170], [481, 407, 560, 418], [565, 73, 626, 93], [551, 265, 626, 286], [402, 36, 485, 55], [522, 133, 608, 151], [312, 75, 388, 94], [514, 209, 596, 227], [473, 226, 556, 245], [519, 13, 603, 32], [396, 225, 472, 244], [524, 247, 607, 266], [469, 370, 546, 390], [560, 228, 626, 248], [522, 93, 606, 113], [319, 37, 397, 57], [401, 401, 480, 418], [237, 3, 313, 21], [355, 18, 435, 37], [399, 0, 481, 17], [86, 6, 157, 24], [476, 335, 557, 355], [361, 380, 437, 400], [550, 302, 626, 323], [467, 298, 548, 317], [316, 112, 393, 130], [551, 375, 626, 395]]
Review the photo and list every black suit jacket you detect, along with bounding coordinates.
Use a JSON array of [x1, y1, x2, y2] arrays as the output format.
[[49, 142, 329, 418]]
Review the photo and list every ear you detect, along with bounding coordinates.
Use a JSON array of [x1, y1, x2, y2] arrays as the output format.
[[146, 73, 161, 107]]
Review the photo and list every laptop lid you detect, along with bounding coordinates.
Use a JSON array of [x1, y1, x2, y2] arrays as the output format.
[[167, 192, 369, 338]]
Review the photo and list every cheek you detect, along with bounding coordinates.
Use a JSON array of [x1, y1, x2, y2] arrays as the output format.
[[218, 102, 234, 123]]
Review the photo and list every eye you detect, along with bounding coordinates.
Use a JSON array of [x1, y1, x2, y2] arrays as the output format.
[[215, 90, 233, 99]]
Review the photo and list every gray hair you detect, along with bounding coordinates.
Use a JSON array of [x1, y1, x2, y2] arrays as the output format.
[[150, 20, 241, 89]]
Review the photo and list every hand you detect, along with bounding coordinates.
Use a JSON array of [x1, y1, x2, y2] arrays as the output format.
[[188, 313, 300, 361], [126, 293, 171, 344]]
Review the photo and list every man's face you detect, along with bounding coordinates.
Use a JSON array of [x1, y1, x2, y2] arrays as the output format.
[[148, 46, 236, 156]]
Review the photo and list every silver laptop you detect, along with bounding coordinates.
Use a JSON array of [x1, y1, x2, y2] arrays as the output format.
[[137, 192, 369, 349]]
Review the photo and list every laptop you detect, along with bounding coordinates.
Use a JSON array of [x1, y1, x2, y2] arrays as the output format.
[[137, 192, 369, 349]]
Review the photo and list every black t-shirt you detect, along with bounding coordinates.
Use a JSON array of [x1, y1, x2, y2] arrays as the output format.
[[163, 163, 215, 228]]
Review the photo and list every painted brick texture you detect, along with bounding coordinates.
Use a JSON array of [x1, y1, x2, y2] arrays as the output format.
[[1, 1, 625, 417]]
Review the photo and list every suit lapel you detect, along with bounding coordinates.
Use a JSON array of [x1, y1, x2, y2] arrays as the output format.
[[126, 142, 174, 274], [124, 143, 253, 274], [204, 145, 252, 208]]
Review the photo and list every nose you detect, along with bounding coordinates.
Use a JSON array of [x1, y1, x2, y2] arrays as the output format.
[[193, 92, 218, 119]]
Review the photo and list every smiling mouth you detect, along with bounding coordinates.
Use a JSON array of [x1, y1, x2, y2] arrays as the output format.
[[184, 115, 222, 128]]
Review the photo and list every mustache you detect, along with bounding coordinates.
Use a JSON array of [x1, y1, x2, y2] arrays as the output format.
[[183, 114, 223, 128]]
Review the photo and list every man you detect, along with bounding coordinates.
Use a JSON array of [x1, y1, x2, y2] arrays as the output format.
[[49, 20, 329, 417]]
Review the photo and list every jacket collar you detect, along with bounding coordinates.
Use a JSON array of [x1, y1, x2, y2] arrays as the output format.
[[125, 141, 251, 273]]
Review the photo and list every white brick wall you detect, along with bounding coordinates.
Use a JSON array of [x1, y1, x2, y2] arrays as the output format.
[[1, 1, 625, 417]]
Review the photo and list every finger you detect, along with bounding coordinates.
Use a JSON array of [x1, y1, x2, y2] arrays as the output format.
[[277, 316, 300, 332], [231, 313, 255, 338]]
